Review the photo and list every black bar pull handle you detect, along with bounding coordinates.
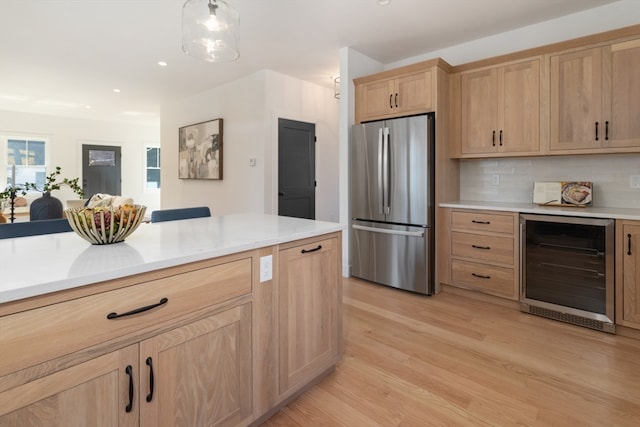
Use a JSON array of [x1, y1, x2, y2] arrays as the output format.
[[605, 121, 609, 141], [125, 365, 134, 413], [107, 298, 168, 320], [472, 220, 490, 224], [472, 273, 491, 279], [472, 244, 491, 250], [628, 233, 632, 256], [595, 121, 599, 141], [389, 94, 393, 109], [499, 129, 503, 146], [492, 130, 496, 146], [395, 93, 398, 108], [146, 357, 155, 402], [301, 245, 322, 254]]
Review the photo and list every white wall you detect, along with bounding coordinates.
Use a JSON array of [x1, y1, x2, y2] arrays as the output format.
[[265, 70, 340, 221], [160, 71, 267, 215], [0, 110, 160, 210], [387, 0, 640, 69], [160, 69, 340, 221]]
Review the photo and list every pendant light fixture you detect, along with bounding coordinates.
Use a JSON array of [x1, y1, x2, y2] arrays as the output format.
[[182, 0, 239, 62]]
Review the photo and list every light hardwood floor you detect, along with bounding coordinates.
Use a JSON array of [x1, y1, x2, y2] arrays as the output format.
[[261, 277, 640, 426]]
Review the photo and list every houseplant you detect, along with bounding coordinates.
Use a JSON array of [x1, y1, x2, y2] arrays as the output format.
[[23, 167, 84, 221]]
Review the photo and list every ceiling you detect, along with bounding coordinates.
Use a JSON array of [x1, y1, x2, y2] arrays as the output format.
[[0, 0, 620, 126]]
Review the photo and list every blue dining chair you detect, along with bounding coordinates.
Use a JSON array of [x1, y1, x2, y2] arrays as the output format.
[[150, 206, 211, 223], [0, 218, 73, 239]]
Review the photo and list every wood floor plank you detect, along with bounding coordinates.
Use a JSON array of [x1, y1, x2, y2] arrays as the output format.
[[260, 278, 640, 426]]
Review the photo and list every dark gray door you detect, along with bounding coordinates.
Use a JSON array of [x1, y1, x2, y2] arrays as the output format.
[[278, 118, 315, 219], [82, 144, 121, 197]]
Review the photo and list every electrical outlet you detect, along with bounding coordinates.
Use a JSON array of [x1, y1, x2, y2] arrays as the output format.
[[631, 175, 640, 189], [260, 255, 273, 283], [492, 174, 500, 185]]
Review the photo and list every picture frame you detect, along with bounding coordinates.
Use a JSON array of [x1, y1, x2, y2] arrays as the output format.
[[178, 118, 223, 180]]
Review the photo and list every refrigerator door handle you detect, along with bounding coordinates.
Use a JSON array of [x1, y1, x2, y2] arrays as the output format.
[[353, 224, 424, 238], [382, 127, 390, 215], [377, 128, 384, 215]]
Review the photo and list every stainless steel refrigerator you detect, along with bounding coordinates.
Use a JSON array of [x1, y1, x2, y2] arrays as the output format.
[[350, 113, 434, 295]]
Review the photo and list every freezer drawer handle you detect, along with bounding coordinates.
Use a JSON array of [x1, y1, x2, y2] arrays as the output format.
[[301, 245, 322, 254], [353, 224, 424, 238]]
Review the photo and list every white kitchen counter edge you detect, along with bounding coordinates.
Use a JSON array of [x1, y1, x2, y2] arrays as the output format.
[[440, 200, 640, 220], [0, 213, 343, 304]]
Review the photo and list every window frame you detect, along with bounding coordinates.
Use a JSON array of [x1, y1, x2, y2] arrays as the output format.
[[144, 144, 161, 193], [2, 134, 51, 193]]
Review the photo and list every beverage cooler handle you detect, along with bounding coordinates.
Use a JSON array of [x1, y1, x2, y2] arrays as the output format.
[[383, 127, 390, 215], [377, 128, 384, 215]]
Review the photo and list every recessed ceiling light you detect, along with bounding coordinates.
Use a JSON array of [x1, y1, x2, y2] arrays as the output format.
[[113, 88, 121, 93], [84, 105, 92, 109], [157, 61, 168, 67], [377, 0, 391, 5]]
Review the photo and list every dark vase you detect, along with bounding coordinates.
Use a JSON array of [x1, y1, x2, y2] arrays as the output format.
[[30, 192, 63, 221]]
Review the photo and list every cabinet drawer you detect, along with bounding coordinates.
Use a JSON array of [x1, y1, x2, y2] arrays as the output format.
[[0, 257, 252, 377], [452, 231, 514, 265], [452, 211, 515, 234], [451, 259, 517, 300]]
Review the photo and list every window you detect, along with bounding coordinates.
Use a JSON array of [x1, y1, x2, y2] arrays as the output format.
[[5, 137, 47, 189], [145, 146, 161, 190]]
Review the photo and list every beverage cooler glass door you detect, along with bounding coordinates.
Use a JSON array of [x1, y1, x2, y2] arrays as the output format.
[[351, 220, 432, 295]]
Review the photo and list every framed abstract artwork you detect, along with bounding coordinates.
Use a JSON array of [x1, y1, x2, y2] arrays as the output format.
[[178, 118, 223, 180]]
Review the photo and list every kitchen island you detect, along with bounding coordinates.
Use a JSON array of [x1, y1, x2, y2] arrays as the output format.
[[0, 213, 343, 426]]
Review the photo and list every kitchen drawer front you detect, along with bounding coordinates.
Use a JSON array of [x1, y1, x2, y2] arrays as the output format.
[[452, 231, 514, 265], [0, 256, 252, 378], [451, 259, 517, 300], [451, 211, 515, 234]]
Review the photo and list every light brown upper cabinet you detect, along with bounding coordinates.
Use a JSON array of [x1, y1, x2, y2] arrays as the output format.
[[550, 38, 640, 152], [459, 58, 540, 156], [355, 69, 434, 123]]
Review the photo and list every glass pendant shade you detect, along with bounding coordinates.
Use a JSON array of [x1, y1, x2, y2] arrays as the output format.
[[182, 0, 239, 62]]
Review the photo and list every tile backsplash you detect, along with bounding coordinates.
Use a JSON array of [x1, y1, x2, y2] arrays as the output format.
[[459, 154, 640, 209]]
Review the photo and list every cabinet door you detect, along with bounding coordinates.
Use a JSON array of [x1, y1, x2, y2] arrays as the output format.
[[278, 237, 340, 395], [0, 345, 138, 426], [396, 71, 433, 114], [603, 38, 640, 148], [550, 47, 603, 151], [460, 68, 498, 154], [498, 59, 540, 153], [357, 79, 395, 121], [618, 223, 640, 328], [140, 304, 253, 427]]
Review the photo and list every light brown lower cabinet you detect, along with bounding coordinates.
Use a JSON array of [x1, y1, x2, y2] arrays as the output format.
[[0, 305, 252, 427], [0, 344, 139, 426], [616, 220, 640, 329], [0, 232, 342, 426], [278, 235, 341, 397], [448, 209, 519, 300], [139, 303, 253, 427]]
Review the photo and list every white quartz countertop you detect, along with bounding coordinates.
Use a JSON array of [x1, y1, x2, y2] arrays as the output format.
[[440, 200, 640, 220], [0, 213, 343, 304]]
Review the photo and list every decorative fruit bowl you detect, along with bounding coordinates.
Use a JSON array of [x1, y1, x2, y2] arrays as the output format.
[[65, 204, 146, 245]]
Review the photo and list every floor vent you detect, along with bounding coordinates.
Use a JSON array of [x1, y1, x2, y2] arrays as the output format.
[[524, 305, 614, 333]]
